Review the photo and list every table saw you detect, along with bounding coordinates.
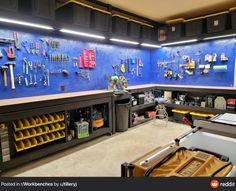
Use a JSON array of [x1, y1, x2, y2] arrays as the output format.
[[121, 119, 236, 177]]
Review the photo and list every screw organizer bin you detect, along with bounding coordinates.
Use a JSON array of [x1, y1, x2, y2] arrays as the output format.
[[13, 112, 66, 152]]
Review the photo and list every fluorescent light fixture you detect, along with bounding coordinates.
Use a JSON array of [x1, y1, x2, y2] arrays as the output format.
[[161, 39, 198, 46], [110, 38, 139, 45], [141, 43, 161, 48], [203, 34, 236, 40], [60, 29, 105, 39], [0, 17, 54, 30]]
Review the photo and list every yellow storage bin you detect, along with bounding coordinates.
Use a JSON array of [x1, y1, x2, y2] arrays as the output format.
[[15, 120, 24, 129], [58, 113, 65, 120], [22, 118, 30, 127], [59, 131, 65, 137], [15, 131, 23, 139], [28, 117, 36, 126], [29, 128, 36, 136], [36, 136, 44, 144], [172, 109, 190, 122], [48, 133, 56, 140], [42, 134, 50, 142], [30, 138, 37, 146], [36, 127, 43, 134], [43, 125, 50, 132], [54, 132, 60, 138], [23, 139, 31, 149], [15, 141, 24, 152], [35, 116, 43, 124], [46, 114, 54, 122], [54, 123, 61, 130], [41, 115, 49, 123], [60, 122, 65, 129], [49, 124, 55, 131], [22, 130, 30, 137]]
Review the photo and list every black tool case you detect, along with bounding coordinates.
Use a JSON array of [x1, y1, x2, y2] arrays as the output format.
[[56, 0, 92, 28], [166, 19, 185, 40], [91, 7, 111, 33], [112, 14, 129, 36], [229, 7, 236, 29], [0, 0, 18, 12], [18, 0, 55, 20], [206, 11, 229, 33], [185, 17, 205, 36], [128, 19, 141, 39]]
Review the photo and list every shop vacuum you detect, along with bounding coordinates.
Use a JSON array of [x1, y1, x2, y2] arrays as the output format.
[[121, 116, 236, 177]]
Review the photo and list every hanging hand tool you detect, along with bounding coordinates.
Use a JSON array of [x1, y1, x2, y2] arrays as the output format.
[[21, 41, 30, 54], [0, 37, 14, 44], [112, 64, 118, 75], [13, 32, 20, 50], [136, 58, 139, 77], [30, 43, 35, 55], [29, 74, 33, 86], [25, 77, 29, 87], [120, 60, 125, 73], [1, 66, 8, 87], [35, 42, 40, 55], [4, 46, 15, 59], [17, 74, 23, 86], [34, 74, 37, 86], [0, 50, 2, 58], [22, 57, 27, 74], [5, 62, 16, 89]]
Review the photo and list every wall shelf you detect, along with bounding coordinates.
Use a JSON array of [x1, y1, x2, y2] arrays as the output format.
[[131, 102, 156, 112]]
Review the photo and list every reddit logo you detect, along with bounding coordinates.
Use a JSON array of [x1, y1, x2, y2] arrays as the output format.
[[210, 180, 219, 189]]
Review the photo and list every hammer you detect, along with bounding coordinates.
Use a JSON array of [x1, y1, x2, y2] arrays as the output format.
[[5, 62, 16, 89], [1, 66, 8, 87]]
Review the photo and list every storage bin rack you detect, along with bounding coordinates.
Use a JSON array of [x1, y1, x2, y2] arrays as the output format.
[[12, 113, 66, 152]]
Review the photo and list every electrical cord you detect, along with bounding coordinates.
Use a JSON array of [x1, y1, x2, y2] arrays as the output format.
[[144, 147, 187, 177], [211, 162, 232, 177]]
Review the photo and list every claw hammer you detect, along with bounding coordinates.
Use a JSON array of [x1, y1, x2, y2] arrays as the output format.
[[1, 66, 8, 87], [5, 62, 16, 89]]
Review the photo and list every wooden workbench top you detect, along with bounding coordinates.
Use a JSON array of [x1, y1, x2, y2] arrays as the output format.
[[154, 84, 236, 91], [0, 89, 113, 107], [126, 84, 157, 90]]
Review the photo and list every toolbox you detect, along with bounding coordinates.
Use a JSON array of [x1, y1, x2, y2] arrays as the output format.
[[172, 109, 190, 122], [229, 7, 236, 29], [18, 0, 55, 20], [166, 18, 185, 40], [128, 19, 141, 39], [56, 0, 92, 28], [190, 112, 214, 121], [184, 17, 205, 36], [112, 14, 129, 36], [92, 7, 111, 32], [205, 11, 229, 33]]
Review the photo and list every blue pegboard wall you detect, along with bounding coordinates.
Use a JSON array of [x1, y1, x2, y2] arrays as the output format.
[[0, 28, 151, 100], [150, 38, 236, 87]]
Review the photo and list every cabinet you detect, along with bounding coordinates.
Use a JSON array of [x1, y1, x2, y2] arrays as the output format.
[[0, 0, 18, 12]]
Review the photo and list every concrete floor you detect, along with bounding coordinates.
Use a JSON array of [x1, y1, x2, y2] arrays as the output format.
[[2, 120, 190, 177]]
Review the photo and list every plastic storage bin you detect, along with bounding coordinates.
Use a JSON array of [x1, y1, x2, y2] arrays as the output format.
[[128, 19, 141, 39], [92, 7, 111, 32], [185, 17, 205, 36], [18, 0, 55, 20], [205, 11, 229, 33], [56, 0, 92, 28], [229, 7, 236, 29], [112, 14, 129, 36], [166, 18, 185, 40], [141, 23, 155, 41], [172, 109, 190, 122], [190, 112, 214, 121]]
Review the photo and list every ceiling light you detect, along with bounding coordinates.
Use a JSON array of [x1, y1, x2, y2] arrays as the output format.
[[110, 38, 139, 45], [141, 43, 161, 48], [0, 17, 54, 30], [161, 39, 198, 46], [60, 29, 106, 39], [203, 34, 236, 40]]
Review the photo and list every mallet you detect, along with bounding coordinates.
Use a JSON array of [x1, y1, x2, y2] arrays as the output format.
[[1, 66, 8, 87], [5, 62, 16, 89]]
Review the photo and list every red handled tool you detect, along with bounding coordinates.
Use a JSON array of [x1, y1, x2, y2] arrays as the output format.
[[4, 46, 16, 59]]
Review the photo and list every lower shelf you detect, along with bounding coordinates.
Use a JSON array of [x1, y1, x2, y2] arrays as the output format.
[[132, 118, 153, 127]]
